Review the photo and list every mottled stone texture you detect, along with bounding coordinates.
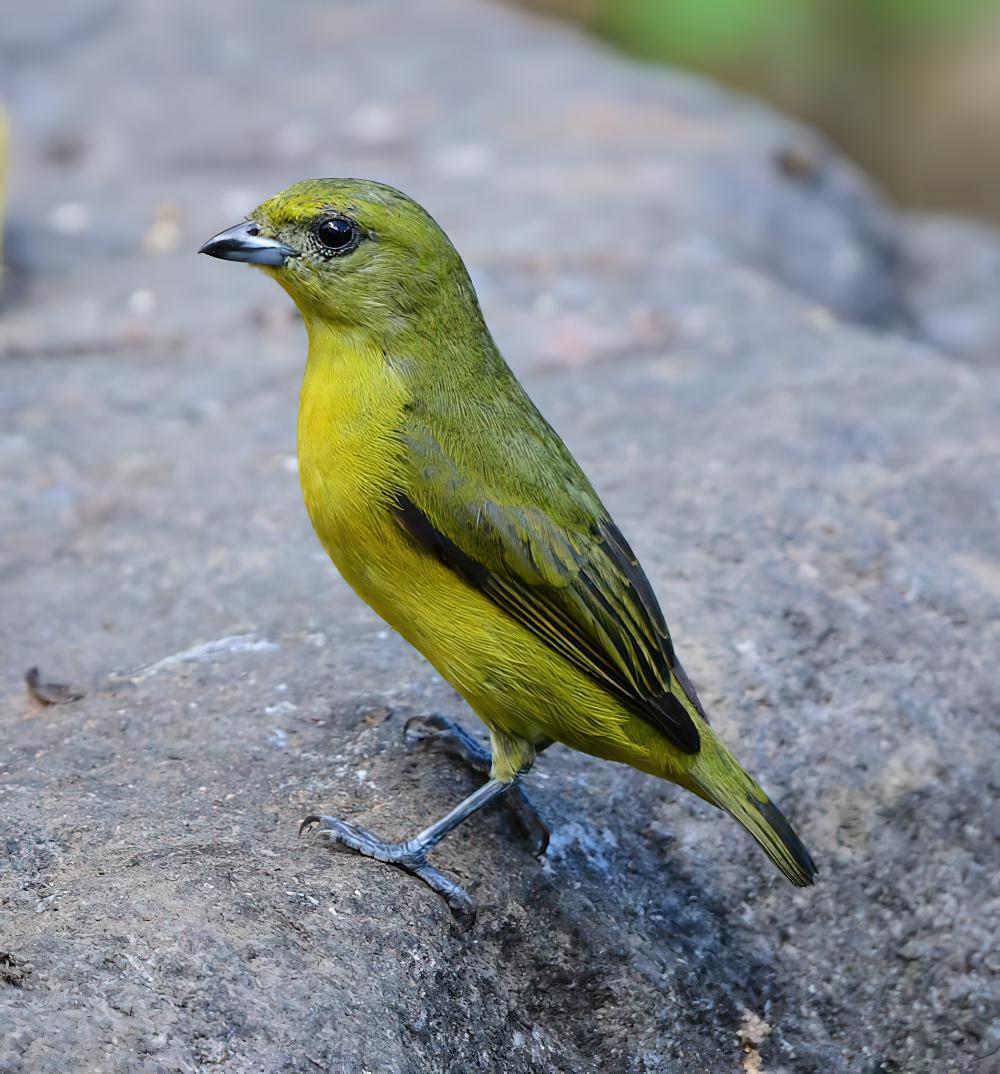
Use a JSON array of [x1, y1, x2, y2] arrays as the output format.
[[1, 2, 998, 1072]]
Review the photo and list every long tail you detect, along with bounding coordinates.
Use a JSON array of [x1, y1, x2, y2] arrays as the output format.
[[689, 749, 817, 887]]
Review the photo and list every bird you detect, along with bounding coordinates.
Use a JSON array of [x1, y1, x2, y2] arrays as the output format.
[[200, 178, 816, 924]]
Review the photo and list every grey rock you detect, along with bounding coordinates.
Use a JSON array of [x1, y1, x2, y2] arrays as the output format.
[[901, 212, 1000, 364], [1, 2, 998, 1073]]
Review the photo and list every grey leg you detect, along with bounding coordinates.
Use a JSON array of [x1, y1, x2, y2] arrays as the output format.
[[403, 714, 550, 855], [301, 777, 515, 928]]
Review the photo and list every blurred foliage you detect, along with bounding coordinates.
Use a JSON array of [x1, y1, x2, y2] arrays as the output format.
[[593, 0, 996, 55], [514, 0, 1000, 221]]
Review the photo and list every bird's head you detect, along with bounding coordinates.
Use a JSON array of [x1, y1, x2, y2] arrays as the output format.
[[200, 178, 476, 333]]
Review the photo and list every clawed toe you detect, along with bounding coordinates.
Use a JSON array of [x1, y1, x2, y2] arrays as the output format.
[[301, 814, 409, 862], [299, 813, 372, 847], [300, 812, 477, 928], [403, 712, 468, 738], [301, 729, 547, 928], [508, 788, 551, 857], [402, 715, 448, 751], [402, 717, 550, 856], [403, 713, 492, 771], [299, 813, 322, 837]]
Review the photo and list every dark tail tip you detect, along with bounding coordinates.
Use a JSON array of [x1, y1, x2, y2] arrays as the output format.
[[751, 796, 818, 887]]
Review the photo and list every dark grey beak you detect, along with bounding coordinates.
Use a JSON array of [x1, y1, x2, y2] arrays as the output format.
[[199, 221, 298, 266]]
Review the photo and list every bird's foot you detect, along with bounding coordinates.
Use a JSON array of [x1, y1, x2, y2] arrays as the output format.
[[299, 814, 477, 928], [404, 714, 550, 856], [403, 712, 491, 770]]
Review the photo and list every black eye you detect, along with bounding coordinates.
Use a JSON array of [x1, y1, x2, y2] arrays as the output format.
[[315, 216, 359, 254]]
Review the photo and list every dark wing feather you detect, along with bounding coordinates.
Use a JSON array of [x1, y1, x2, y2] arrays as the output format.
[[392, 479, 705, 755]]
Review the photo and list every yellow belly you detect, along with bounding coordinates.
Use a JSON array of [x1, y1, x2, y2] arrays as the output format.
[[295, 331, 695, 783]]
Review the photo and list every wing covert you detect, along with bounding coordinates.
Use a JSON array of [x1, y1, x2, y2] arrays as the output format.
[[391, 424, 705, 754]]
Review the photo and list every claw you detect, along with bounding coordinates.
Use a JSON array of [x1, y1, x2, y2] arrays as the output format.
[[413, 862, 476, 928], [402, 719, 439, 749], [403, 713, 483, 751], [301, 812, 477, 928], [299, 813, 322, 837], [302, 720, 547, 926], [403, 713, 446, 737], [403, 713, 491, 768], [509, 788, 551, 857], [403, 715, 550, 856]]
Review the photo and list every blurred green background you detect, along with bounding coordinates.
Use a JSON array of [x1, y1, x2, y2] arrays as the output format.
[[514, 0, 1000, 223]]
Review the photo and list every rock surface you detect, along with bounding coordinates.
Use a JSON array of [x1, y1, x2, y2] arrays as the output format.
[[901, 213, 1000, 366], [1, 2, 998, 1072]]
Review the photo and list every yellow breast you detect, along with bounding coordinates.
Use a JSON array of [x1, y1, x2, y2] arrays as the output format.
[[296, 326, 410, 594], [296, 328, 467, 642], [294, 325, 648, 774]]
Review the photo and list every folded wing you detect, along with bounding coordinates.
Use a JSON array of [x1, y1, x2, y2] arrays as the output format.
[[392, 419, 705, 754]]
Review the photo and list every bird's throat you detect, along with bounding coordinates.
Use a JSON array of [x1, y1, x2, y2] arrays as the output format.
[[296, 322, 410, 556]]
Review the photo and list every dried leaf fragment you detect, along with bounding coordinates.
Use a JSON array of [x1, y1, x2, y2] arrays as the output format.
[[25, 666, 84, 706]]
